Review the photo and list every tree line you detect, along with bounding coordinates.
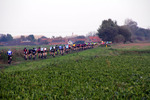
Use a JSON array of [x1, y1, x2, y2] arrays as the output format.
[[97, 19, 150, 43], [1, 19, 149, 43], [0, 34, 36, 42], [0, 34, 13, 42]]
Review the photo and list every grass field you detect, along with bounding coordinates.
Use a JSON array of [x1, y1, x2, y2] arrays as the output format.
[[0, 44, 150, 99]]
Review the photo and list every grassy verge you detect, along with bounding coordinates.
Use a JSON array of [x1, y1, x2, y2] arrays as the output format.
[[0, 47, 150, 99]]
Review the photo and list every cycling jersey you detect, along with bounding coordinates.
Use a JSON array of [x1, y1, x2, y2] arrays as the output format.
[[41, 48, 44, 53], [73, 44, 76, 47], [38, 48, 41, 53], [24, 48, 27, 52], [7, 51, 12, 60], [66, 45, 69, 49], [41, 48, 44, 51], [55, 46, 59, 50], [35, 48, 37, 51], [77, 44, 80, 47], [44, 48, 47, 52], [59, 46, 63, 50], [81, 44, 84, 47], [24, 48, 28, 54], [50, 47, 52, 51], [32, 49, 36, 55], [7, 50, 12, 56], [69, 45, 71, 49], [51, 47, 55, 52]]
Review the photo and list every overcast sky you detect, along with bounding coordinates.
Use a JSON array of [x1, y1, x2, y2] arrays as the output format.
[[0, 0, 150, 38]]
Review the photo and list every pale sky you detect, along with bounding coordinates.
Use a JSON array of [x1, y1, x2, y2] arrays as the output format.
[[0, 0, 150, 38]]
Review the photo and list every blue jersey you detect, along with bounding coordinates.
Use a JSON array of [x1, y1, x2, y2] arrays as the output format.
[[59, 46, 62, 49], [7, 50, 12, 56], [66, 45, 69, 49]]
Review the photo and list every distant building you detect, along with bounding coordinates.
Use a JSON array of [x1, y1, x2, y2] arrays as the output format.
[[39, 35, 101, 45], [86, 36, 101, 43], [21, 40, 31, 43], [67, 36, 86, 44], [49, 38, 68, 45], [68, 40, 73, 45]]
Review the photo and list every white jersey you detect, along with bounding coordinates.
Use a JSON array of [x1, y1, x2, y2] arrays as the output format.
[[7, 50, 12, 55], [50, 47, 52, 50], [41, 48, 44, 51]]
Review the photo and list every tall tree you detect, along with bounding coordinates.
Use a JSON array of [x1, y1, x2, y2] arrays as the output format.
[[97, 19, 132, 43], [21, 35, 26, 40], [6, 34, 13, 41], [27, 34, 35, 41], [97, 19, 119, 42], [125, 19, 150, 41], [118, 26, 132, 43], [0, 34, 13, 42], [0, 35, 7, 42]]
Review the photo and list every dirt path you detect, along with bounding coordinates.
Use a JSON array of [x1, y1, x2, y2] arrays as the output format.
[[112, 43, 150, 49]]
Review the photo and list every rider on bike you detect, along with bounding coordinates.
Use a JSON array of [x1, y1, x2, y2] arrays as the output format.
[[32, 48, 36, 60], [55, 45, 59, 55], [49, 46, 52, 56], [41, 47, 44, 58], [7, 49, 12, 64], [23, 47, 28, 60], [59, 45, 64, 55], [44, 47, 47, 58], [73, 43, 76, 51], [65, 44, 69, 53], [51, 46, 55, 57], [38, 47, 41, 58], [28, 49, 32, 60]]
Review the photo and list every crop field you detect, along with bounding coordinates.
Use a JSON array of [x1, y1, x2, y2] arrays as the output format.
[[0, 44, 150, 99]]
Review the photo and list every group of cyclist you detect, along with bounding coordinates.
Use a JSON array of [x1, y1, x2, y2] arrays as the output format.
[[6, 42, 99, 64]]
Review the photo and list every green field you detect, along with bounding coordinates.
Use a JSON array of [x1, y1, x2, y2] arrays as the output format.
[[0, 46, 150, 99]]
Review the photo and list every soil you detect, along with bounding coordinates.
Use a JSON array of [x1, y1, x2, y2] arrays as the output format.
[[112, 43, 150, 49]]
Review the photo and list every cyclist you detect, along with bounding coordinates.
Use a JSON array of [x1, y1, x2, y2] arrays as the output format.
[[41, 47, 44, 58], [49, 46, 52, 56], [7, 49, 12, 64], [76, 44, 80, 51], [85, 43, 88, 49], [44, 47, 47, 58], [81, 43, 84, 50], [28, 49, 32, 60], [73, 43, 76, 51], [84, 43, 86, 49], [23, 47, 28, 60], [69, 44, 71, 49], [59, 45, 63, 55], [38, 47, 41, 58], [34, 48, 37, 58], [55, 45, 59, 55], [32, 48, 36, 60], [68, 44, 71, 52], [65, 44, 69, 54], [51, 46, 55, 57], [88, 43, 90, 49], [92, 42, 94, 48]]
